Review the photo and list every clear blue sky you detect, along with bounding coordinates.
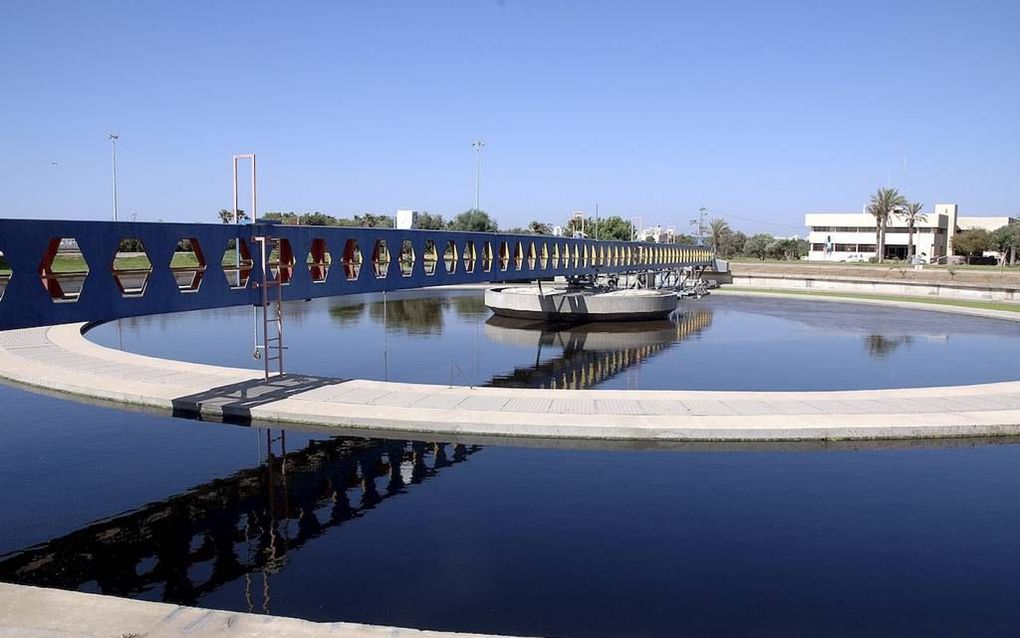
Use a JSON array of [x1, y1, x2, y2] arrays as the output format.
[[2, 0, 1017, 234]]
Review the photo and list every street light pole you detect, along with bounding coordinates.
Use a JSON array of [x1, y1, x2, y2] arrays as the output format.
[[690, 206, 707, 245], [472, 140, 485, 211], [108, 133, 120, 221]]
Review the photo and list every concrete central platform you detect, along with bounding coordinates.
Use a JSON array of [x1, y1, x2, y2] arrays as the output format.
[[1, 291, 1020, 441], [484, 285, 677, 321]]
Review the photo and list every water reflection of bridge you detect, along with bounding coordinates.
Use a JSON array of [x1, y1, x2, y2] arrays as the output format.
[[0, 434, 479, 613], [484, 308, 714, 389]]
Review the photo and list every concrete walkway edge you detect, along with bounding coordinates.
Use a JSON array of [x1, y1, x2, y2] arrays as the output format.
[[0, 582, 531, 638]]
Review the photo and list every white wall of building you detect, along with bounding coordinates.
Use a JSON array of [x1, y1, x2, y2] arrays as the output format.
[[805, 211, 947, 261], [805, 204, 1017, 262], [395, 209, 418, 230], [957, 216, 1017, 231]]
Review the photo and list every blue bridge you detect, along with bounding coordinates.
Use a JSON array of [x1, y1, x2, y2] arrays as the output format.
[[0, 219, 713, 334], [0, 216, 714, 371]]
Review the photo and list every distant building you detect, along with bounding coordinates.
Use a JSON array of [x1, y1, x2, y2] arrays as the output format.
[[805, 204, 1017, 261], [395, 209, 418, 230], [639, 225, 671, 243]]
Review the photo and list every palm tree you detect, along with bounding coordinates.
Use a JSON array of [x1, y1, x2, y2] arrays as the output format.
[[897, 202, 927, 261], [867, 188, 906, 263], [864, 334, 913, 358], [708, 218, 731, 254], [217, 208, 247, 224]]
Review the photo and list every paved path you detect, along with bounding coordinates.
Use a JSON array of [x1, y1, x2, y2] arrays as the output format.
[[2, 292, 1020, 441], [0, 583, 527, 638]]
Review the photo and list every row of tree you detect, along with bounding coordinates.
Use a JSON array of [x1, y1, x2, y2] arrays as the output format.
[[513, 215, 678, 241], [953, 224, 1020, 265], [221, 206, 811, 260], [219, 200, 1019, 265], [706, 218, 808, 261], [219, 208, 501, 232], [221, 208, 697, 243]]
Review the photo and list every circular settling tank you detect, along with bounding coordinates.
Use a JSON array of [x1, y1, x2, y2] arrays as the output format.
[[88, 290, 1020, 391]]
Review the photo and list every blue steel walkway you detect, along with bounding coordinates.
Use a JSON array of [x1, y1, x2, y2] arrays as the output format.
[[0, 219, 712, 331]]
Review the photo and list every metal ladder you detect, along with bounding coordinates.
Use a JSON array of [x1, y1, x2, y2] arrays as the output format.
[[254, 236, 285, 380]]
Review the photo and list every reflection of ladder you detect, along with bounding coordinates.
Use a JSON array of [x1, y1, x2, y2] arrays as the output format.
[[254, 236, 285, 379]]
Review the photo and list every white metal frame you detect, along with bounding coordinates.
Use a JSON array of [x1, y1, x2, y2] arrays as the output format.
[[232, 153, 257, 224], [232, 154, 257, 287], [232, 153, 280, 377], [253, 235, 285, 380]]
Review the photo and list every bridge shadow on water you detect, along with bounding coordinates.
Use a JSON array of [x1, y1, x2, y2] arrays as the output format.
[[0, 433, 481, 612], [170, 374, 350, 425]]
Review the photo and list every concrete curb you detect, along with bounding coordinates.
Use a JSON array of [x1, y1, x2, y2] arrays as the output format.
[[729, 271, 1020, 302], [0, 582, 531, 638]]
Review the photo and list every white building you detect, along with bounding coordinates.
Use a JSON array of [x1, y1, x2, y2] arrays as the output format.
[[638, 225, 680, 243], [805, 204, 1017, 261], [395, 209, 419, 230]]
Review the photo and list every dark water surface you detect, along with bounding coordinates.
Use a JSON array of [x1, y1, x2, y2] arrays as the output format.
[[2, 382, 1020, 636], [5, 293, 1020, 635], [90, 291, 1020, 390]]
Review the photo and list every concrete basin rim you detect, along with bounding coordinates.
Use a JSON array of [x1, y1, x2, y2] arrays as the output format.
[[72, 287, 1020, 398]]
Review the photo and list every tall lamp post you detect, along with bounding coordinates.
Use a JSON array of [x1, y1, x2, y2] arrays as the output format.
[[690, 206, 707, 245], [108, 133, 120, 221], [472, 140, 485, 211]]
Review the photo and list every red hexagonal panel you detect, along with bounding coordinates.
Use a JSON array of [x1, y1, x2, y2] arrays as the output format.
[[172, 238, 207, 292], [39, 237, 89, 302], [111, 237, 153, 298]]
